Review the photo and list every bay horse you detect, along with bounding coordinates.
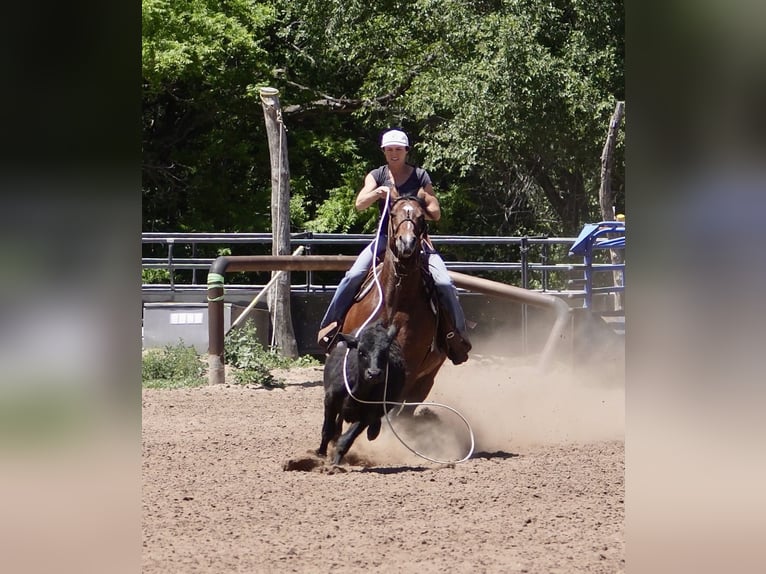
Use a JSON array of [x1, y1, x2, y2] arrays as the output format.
[[340, 195, 447, 404]]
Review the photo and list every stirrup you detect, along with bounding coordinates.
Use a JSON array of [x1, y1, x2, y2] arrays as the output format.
[[317, 321, 340, 351]]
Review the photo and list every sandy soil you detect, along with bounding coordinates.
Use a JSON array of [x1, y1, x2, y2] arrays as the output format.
[[142, 354, 624, 573]]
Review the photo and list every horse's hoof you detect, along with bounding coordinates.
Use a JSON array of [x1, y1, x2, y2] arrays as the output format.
[[326, 464, 348, 474]]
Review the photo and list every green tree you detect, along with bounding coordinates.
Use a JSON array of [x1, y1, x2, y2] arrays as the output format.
[[273, 0, 624, 236], [142, 0, 624, 244], [142, 0, 275, 233]]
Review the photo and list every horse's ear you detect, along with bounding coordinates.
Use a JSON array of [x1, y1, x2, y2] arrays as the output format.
[[336, 332, 358, 348]]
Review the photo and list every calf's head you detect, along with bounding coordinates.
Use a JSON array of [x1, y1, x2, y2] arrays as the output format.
[[337, 322, 399, 384]]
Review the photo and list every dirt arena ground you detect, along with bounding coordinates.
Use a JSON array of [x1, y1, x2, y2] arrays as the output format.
[[142, 354, 624, 573]]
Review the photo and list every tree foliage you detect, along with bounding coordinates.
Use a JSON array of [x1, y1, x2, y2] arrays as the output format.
[[142, 0, 275, 233], [142, 0, 624, 243]]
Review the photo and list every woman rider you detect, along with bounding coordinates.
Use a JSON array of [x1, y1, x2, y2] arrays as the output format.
[[316, 128, 472, 365]]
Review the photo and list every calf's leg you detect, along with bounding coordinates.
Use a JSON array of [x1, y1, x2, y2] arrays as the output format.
[[366, 416, 382, 441], [332, 421, 366, 465], [317, 393, 344, 456]]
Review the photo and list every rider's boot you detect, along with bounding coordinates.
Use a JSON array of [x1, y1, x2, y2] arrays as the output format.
[[435, 283, 473, 365], [445, 329, 472, 365], [317, 321, 340, 352]]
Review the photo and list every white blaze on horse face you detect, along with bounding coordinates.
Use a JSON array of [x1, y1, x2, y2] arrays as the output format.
[[394, 202, 419, 257]]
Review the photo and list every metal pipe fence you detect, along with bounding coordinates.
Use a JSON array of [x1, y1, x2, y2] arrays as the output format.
[[141, 232, 622, 301]]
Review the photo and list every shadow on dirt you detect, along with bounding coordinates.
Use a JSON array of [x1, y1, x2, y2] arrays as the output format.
[[359, 466, 431, 475], [285, 379, 323, 389], [472, 450, 519, 460]]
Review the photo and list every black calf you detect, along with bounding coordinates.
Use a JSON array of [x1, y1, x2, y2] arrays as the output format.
[[317, 321, 406, 465]]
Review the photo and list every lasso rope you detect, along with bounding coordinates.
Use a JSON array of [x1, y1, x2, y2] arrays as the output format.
[[340, 188, 475, 465]]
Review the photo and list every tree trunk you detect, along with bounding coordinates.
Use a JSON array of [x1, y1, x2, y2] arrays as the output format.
[[599, 101, 625, 311], [260, 87, 298, 358]]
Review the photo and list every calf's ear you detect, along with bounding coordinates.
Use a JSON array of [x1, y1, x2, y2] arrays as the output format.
[[386, 324, 399, 341], [336, 332, 358, 348]]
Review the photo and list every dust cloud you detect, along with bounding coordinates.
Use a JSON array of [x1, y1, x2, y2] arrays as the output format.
[[348, 331, 624, 464]]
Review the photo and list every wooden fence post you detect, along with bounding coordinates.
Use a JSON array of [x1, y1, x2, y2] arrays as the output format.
[[259, 87, 298, 357], [599, 100, 625, 311]]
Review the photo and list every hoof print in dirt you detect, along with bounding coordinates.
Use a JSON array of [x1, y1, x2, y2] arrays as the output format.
[[325, 464, 348, 475], [414, 406, 440, 422], [282, 456, 323, 472]]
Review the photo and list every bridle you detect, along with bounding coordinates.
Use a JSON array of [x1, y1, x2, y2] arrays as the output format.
[[388, 196, 426, 240], [386, 196, 427, 281]]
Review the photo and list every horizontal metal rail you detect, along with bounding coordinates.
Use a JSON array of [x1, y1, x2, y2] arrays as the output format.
[[448, 272, 571, 372], [141, 259, 617, 274], [143, 232, 586, 295], [142, 232, 625, 311], [142, 232, 578, 245]]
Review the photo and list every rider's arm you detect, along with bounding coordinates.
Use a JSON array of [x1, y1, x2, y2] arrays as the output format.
[[355, 172, 391, 211], [418, 184, 441, 222]]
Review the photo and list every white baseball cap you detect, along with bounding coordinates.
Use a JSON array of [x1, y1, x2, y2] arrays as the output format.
[[380, 129, 410, 149]]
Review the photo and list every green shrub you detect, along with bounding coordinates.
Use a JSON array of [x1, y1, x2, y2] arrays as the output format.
[[141, 268, 172, 284], [224, 322, 319, 387], [142, 341, 206, 389], [232, 364, 281, 388]]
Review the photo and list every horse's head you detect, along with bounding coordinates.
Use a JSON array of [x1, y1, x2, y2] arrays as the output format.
[[388, 196, 427, 259]]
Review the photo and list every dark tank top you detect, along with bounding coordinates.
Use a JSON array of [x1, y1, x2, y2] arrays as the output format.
[[370, 165, 432, 221]]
